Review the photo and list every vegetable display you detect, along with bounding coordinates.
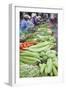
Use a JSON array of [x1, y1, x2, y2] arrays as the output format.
[[19, 23, 58, 77]]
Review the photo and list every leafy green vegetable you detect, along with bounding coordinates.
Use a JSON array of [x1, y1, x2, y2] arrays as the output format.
[[20, 63, 40, 77]]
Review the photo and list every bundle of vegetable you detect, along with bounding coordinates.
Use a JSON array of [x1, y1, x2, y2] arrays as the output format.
[[26, 41, 56, 52], [20, 50, 41, 65], [39, 57, 58, 76], [37, 24, 52, 35], [20, 48, 58, 76], [20, 63, 40, 77], [25, 24, 54, 42], [34, 35, 56, 43]]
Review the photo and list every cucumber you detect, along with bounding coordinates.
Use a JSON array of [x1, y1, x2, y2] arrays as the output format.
[[28, 45, 50, 52], [39, 63, 46, 74], [45, 65, 48, 75], [20, 58, 37, 65], [53, 60, 58, 68], [28, 41, 50, 49], [20, 51, 40, 59], [52, 65, 58, 76], [20, 56, 40, 62], [47, 59, 52, 73]]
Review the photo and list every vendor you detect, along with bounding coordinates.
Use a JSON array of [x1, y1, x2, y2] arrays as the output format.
[[20, 14, 28, 32], [20, 14, 34, 32], [31, 13, 38, 25]]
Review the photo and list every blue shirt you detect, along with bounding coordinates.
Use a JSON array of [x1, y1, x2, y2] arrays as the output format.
[[20, 19, 28, 31], [20, 19, 34, 32]]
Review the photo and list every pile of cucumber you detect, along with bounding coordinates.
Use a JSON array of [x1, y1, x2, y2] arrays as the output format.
[[39, 56, 58, 76], [20, 41, 58, 77]]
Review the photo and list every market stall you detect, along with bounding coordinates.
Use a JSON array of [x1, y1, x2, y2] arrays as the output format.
[[19, 13, 58, 77]]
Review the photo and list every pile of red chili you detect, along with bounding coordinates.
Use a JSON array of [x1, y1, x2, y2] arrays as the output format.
[[20, 41, 37, 50]]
